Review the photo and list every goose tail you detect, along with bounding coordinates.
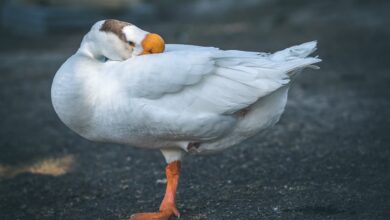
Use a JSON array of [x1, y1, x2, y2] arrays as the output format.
[[271, 41, 321, 78]]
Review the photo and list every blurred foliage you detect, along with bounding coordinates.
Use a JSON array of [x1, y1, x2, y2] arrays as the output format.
[[9, 0, 140, 8]]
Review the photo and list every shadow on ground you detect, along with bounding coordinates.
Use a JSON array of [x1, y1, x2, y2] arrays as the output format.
[[0, 0, 389, 219]]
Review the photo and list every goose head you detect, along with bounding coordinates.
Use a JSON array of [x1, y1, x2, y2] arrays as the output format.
[[79, 19, 165, 61]]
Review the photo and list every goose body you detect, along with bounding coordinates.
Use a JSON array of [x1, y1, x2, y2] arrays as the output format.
[[51, 19, 321, 220], [52, 42, 320, 157]]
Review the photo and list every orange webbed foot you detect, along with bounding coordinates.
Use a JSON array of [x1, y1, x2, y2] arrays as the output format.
[[129, 206, 180, 220]]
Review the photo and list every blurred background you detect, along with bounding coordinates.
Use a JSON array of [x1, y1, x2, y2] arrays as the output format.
[[0, 0, 389, 219]]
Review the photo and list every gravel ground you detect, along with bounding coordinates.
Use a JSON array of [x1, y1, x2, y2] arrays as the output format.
[[0, 0, 389, 219]]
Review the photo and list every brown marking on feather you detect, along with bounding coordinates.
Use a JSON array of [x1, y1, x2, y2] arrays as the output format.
[[100, 19, 131, 42], [236, 107, 251, 117], [187, 142, 201, 151]]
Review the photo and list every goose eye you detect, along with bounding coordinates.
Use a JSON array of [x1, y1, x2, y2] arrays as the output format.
[[128, 41, 135, 47]]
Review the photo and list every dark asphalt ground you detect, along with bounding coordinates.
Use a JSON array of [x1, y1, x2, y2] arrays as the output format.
[[0, 0, 389, 219]]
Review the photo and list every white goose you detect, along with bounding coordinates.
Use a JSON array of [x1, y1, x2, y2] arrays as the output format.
[[51, 19, 321, 220]]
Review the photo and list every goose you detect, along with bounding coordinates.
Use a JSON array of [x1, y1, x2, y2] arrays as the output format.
[[51, 19, 321, 220]]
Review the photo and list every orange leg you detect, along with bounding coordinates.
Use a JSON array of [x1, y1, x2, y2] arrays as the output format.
[[130, 161, 181, 220]]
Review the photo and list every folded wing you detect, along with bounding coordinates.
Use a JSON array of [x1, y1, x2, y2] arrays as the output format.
[[113, 42, 320, 141]]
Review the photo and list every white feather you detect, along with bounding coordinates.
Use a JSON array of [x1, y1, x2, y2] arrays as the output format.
[[52, 41, 321, 158]]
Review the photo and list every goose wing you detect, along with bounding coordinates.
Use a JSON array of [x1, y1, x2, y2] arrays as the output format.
[[111, 42, 320, 141]]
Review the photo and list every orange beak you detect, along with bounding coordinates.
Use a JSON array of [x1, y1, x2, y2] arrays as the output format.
[[141, 33, 165, 55]]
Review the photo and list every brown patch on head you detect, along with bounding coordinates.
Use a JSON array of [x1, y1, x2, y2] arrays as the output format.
[[100, 19, 131, 42]]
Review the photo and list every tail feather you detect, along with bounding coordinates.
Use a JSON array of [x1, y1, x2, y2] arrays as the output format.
[[213, 41, 321, 84], [271, 41, 318, 61], [280, 57, 321, 71], [270, 41, 321, 77]]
